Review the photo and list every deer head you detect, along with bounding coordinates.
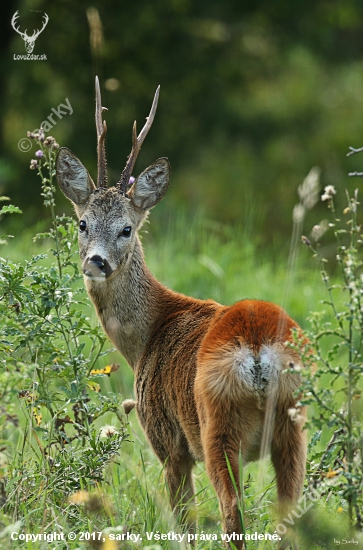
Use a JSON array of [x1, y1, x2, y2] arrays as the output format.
[[56, 77, 170, 283], [11, 11, 49, 54]]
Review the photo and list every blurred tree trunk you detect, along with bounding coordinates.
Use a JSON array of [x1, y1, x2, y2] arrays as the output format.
[[0, 0, 19, 152]]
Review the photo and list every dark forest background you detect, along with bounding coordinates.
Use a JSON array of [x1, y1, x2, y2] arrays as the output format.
[[1, 0, 363, 245]]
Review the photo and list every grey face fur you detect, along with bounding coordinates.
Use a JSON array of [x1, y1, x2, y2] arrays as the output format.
[[56, 147, 170, 283]]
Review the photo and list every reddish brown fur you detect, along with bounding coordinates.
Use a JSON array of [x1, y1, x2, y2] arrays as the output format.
[[134, 291, 306, 549], [194, 300, 306, 545]]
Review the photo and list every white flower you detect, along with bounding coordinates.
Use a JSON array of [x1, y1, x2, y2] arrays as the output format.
[[325, 185, 336, 195]]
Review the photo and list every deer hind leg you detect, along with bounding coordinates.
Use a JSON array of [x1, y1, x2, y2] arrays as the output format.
[[197, 390, 261, 550], [262, 390, 307, 550], [199, 409, 258, 550], [195, 341, 270, 549], [271, 404, 307, 524], [196, 343, 303, 547]]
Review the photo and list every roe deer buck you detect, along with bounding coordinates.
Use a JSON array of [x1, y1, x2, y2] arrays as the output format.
[[56, 77, 307, 548]]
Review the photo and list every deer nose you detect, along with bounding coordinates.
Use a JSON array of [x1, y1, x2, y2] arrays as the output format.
[[89, 255, 105, 271], [83, 255, 113, 279]]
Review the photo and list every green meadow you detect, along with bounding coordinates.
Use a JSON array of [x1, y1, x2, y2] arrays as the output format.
[[1, 168, 362, 549]]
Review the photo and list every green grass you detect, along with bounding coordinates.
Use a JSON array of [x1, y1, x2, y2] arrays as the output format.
[[1, 211, 361, 550]]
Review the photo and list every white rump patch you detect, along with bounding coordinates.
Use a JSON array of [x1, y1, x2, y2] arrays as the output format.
[[259, 344, 285, 387], [233, 346, 256, 387], [234, 344, 286, 392]]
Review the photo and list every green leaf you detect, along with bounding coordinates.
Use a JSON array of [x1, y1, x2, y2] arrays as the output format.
[[0, 205, 22, 215]]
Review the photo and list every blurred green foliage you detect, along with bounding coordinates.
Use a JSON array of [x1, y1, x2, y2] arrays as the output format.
[[2, 0, 363, 242]]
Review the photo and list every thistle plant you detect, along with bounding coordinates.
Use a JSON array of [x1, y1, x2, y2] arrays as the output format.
[[295, 154, 363, 535], [0, 130, 128, 519]]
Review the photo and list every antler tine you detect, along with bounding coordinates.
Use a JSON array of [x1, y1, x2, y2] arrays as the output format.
[[11, 11, 26, 38], [37, 13, 49, 36], [118, 86, 160, 194], [95, 76, 108, 188]]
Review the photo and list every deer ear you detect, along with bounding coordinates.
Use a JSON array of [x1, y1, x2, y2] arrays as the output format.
[[56, 147, 95, 205], [128, 158, 170, 210]]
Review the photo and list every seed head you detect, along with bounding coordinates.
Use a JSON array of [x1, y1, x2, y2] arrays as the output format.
[[287, 407, 303, 423], [44, 136, 59, 149], [301, 235, 311, 246], [122, 399, 136, 415], [311, 219, 329, 241], [321, 185, 336, 201], [293, 204, 305, 223], [298, 167, 321, 210], [99, 425, 118, 439]]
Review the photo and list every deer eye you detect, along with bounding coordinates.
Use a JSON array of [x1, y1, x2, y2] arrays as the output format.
[[121, 226, 132, 238], [79, 220, 87, 232]]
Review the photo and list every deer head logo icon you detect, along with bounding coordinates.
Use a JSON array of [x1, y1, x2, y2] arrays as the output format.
[[11, 11, 49, 54]]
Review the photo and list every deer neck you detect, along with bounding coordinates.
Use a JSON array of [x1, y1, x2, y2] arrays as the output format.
[[85, 236, 173, 370]]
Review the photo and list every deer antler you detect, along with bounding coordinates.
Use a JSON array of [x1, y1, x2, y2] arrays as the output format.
[[118, 86, 160, 195], [32, 13, 49, 40], [11, 11, 27, 39], [95, 76, 108, 188]]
